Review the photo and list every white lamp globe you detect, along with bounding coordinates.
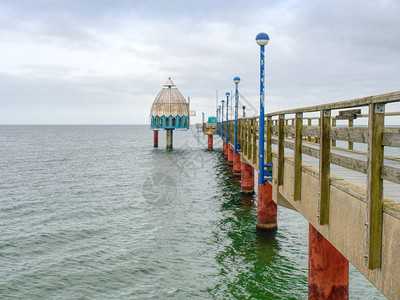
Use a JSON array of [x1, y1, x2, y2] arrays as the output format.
[[255, 32, 270, 46]]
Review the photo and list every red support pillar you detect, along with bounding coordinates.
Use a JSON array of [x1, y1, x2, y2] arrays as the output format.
[[233, 153, 241, 175], [256, 174, 277, 231], [223, 140, 227, 157], [228, 146, 234, 165], [241, 162, 254, 193], [153, 130, 158, 147], [308, 224, 349, 299], [208, 135, 213, 150]]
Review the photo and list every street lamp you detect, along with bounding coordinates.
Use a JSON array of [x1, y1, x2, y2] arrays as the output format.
[[256, 32, 272, 185], [221, 99, 225, 139], [233, 76, 241, 153], [225, 92, 230, 145]]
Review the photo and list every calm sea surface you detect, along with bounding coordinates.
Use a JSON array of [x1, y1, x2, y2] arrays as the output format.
[[0, 125, 385, 299]]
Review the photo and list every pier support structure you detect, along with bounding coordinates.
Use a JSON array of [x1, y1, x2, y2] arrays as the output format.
[[228, 146, 234, 165], [308, 224, 349, 299], [256, 175, 277, 231], [208, 135, 213, 151], [241, 162, 254, 193], [154, 130, 158, 148], [233, 152, 241, 175], [166, 129, 173, 149]]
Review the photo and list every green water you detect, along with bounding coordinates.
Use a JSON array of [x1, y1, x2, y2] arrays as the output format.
[[0, 126, 385, 299]]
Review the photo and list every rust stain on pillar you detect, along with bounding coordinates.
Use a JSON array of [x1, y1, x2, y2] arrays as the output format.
[[256, 174, 277, 231], [207, 135, 213, 151], [153, 130, 158, 147], [233, 153, 241, 175], [228, 147, 234, 165], [308, 224, 349, 300], [241, 162, 254, 193]]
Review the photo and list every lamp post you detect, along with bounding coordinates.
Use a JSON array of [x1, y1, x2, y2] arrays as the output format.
[[221, 100, 225, 139], [225, 92, 230, 145], [216, 107, 219, 135], [256, 32, 270, 185], [233, 77, 240, 153]]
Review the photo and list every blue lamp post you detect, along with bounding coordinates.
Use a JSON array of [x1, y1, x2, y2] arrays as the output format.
[[216, 107, 219, 135], [225, 92, 230, 144], [218, 105, 222, 136], [221, 100, 225, 139], [233, 76, 241, 153], [256, 32, 272, 185]]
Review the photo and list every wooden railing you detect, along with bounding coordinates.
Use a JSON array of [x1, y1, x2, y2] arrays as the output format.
[[223, 91, 400, 270]]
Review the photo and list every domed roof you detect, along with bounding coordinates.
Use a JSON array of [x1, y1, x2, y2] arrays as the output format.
[[150, 78, 189, 117]]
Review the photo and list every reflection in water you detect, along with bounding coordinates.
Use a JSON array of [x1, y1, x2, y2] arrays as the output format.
[[209, 154, 307, 299]]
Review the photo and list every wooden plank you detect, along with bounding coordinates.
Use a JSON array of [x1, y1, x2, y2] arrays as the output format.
[[366, 103, 385, 270], [329, 153, 367, 174], [319, 109, 331, 225], [278, 114, 285, 186], [253, 120, 257, 165], [308, 119, 312, 142], [247, 120, 251, 160], [332, 119, 336, 147], [265, 91, 400, 116], [302, 126, 320, 139], [382, 132, 400, 147], [336, 109, 361, 120], [294, 112, 303, 201], [382, 165, 400, 184], [267, 117, 272, 164], [348, 119, 354, 150], [330, 127, 368, 144]]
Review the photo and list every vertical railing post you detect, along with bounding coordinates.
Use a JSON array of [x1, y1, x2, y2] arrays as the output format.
[[348, 119, 354, 150], [331, 118, 336, 147], [365, 103, 385, 270], [266, 116, 272, 164], [318, 109, 331, 225], [253, 120, 257, 165], [308, 119, 312, 142], [277, 114, 285, 186], [294, 112, 303, 201]]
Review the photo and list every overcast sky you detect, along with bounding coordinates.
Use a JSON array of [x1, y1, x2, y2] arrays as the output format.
[[0, 0, 399, 124]]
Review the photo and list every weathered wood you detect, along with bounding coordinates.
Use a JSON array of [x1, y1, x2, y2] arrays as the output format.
[[382, 165, 400, 184], [382, 132, 400, 147], [329, 153, 367, 174], [247, 120, 251, 160], [366, 103, 385, 270], [267, 117, 272, 164], [278, 114, 285, 186], [308, 119, 312, 142], [330, 127, 368, 144], [336, 109, 361, 120], [253, 120, 257, 165], [348, 119, 354, 150], [266, 91, 400, 116], [294, 112, 303, 201], [332, 119, 336, 147], [319, 109, 331, 225], [302, 126, 320, 139]]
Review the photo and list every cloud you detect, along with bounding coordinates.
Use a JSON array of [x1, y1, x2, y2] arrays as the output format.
[[0, 0, 399, 124]]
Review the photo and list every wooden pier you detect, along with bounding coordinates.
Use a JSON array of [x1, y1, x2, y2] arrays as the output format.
[[211, 91, 400, 299]]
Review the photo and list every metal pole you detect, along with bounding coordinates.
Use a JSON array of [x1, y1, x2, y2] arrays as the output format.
[[202, 112, 205, 132], [221, 100, 225, 140], [256, 32, 270, 185], [233, 77, 241, 153], [225, 92, 230, 144]]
